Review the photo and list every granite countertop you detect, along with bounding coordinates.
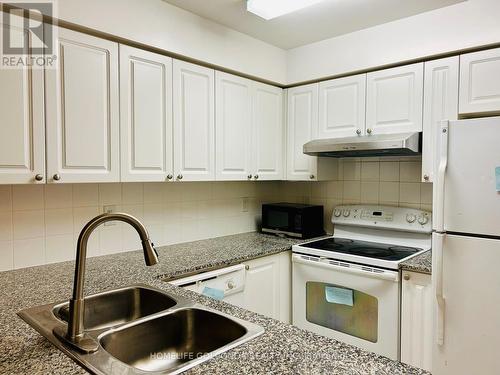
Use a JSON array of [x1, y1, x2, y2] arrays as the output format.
[[400, 250, 432, 275], [0, 232, 428, 375]]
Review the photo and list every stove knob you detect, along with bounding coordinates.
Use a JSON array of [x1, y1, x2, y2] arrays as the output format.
[[418, 215, 429, 225], [342, 209, 350, 217], [406, 213, 416, 223], [333, 209, 342, 217]]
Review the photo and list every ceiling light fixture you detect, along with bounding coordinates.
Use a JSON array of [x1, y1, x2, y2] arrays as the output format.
[[247, 0, 326, 20]]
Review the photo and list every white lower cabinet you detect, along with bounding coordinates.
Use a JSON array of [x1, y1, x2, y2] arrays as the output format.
[[401, 271, 433, 371], [45, 26, 120, 183], [243, 251, 291, 323]]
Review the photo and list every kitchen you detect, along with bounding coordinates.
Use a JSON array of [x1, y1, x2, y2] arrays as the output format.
[[0, 0, 499, 374]]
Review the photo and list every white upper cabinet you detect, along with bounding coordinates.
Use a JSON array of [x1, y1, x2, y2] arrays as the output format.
[[45, 27, 120, 183], [0, 15, 45, 184], [286, 84, 318, 181], [459, 48, 500, 115], [252, 82, 284, 181], [318, 74, 366, 138], [120, 45, 173, 182], [215, 72, 252, 181], [173, 60, 215, 182], [366, 63, 424, 135], [422, 57, 459, 183]]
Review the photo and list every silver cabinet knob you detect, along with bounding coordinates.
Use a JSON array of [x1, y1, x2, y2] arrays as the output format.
[[356, 129, 362, 135], [253, 175, 259, 180], [177, 174, 183, 180], [166, 174, 173, 181], [34, 174, 44, 181], [309, 174, 315, 180], [404, 274, 410, 281], [227, 280, 235, 290], [53, 174, 61, 181], [367, 128, 373, 134], [247, 174, 252, 179], [423, 174, 430, 181]]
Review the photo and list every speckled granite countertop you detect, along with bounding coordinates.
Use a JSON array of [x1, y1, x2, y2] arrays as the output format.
[[400, 250, 432, 275], [0, 232, 428, 375]]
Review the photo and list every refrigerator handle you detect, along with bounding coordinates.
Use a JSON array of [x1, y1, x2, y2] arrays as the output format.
[[433, 233, 446, 346], [435, 120, 449, 233]]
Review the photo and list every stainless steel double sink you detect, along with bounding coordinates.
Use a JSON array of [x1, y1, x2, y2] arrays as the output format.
[[18, 284, 264, 374]]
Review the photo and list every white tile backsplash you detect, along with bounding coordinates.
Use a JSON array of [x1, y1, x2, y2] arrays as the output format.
[[0, 181, 279, 271]]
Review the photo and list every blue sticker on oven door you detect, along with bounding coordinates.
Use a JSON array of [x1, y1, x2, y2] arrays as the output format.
[[202, 286, 224, 300], [325, 286, 354, 306]]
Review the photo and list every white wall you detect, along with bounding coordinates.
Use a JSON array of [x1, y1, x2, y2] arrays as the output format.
[[287, 0, 500, 84], [44, 0, 287, 84]]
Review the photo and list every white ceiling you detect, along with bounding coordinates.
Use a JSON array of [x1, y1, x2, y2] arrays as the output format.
[[162, 0, 465, 49]]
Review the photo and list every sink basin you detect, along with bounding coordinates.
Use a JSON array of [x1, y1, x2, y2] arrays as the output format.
[[100, 307, 260, 373], [54, 286, 177, 331]]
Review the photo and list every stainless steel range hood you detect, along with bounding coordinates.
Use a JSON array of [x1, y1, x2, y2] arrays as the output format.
[[303, 132, 421, 158]]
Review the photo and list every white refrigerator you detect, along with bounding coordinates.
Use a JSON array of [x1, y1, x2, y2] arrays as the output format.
[[433, 117, 500, 375]]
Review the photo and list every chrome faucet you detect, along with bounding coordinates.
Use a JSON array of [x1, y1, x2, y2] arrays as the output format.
[[53, 213, 159, 353]]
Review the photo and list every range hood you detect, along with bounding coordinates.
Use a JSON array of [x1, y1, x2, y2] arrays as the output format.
[[303, 132, 421, 158]]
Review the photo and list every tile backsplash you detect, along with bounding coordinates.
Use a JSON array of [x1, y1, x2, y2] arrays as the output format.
[[0, 182, 279, 271], [280, 158, 433, 234]]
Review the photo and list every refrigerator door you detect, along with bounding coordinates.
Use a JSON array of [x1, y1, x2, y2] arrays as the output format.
[[433, 234, 500, 375], [441, 117, 500, 236]]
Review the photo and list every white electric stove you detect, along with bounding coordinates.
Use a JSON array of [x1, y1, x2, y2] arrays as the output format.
[[292, 204, 431, 360]]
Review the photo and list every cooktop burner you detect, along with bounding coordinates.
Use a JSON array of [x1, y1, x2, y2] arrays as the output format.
[[302, 237, 422, 261]]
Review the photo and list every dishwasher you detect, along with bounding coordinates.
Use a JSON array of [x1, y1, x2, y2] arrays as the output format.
[[169, 264, 246, 307]]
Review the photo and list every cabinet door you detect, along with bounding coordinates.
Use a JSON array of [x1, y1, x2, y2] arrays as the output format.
[[45, 27, 119, 183], [215, 72, 252, 181], [0, 15, 45, 184], [366, 63, 424, 135], [120, 45, 173, 182], [244, 254, 281, 320], [318, 74, 366, 138], [286, 84, 318, 181], [422, 57, 459, 183], [173, 60, 215, 181], [252, 82, 284, 181], [401, 271, 433, 371], [459, 48, 500, 115]]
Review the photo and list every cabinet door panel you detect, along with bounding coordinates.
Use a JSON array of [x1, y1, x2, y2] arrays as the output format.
[[319, 74, 366, 138], [45, 27, 119, 183], [120, 45, 173, 182], [459, 48, 500, 115], [173, 60, 215, 181], [252, 83, 283, 180], [366, 63, 423, 135], [215, 72, 252, 180], [286, 84, 318, 181], [422, 57, 459, 183], [0, 16, 45, 184]]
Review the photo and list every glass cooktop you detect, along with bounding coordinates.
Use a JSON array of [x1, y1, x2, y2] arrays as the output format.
[[302, 237, 422, 261]]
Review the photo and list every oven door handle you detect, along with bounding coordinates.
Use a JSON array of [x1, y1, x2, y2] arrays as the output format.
[[292, 254, 399, 282]]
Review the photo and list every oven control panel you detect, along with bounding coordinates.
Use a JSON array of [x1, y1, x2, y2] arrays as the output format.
[[332, 205, 432, 233]]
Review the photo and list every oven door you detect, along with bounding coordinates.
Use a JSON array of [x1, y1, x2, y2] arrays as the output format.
[[292, 253, 400, 360]]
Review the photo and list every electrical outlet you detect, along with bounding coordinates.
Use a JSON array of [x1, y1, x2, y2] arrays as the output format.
[[103, 205, 116, 226], [242, 197, 249, 212]]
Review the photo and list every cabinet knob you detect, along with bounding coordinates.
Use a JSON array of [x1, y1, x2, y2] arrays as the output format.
[[245, 265, 250, 270], [367, 128, 373, 134], [423, 174, 430, 181], [247, 174, 252, 179], [356, 129, 362, 135], [34, 174, 44, 181], [177, 174, 183, 180], [254, 175, 259, 180], [404, 274, 410, 281], [309, 174, 315, 180], [53, 174, 61, 181], [166, 174, 173, 181]]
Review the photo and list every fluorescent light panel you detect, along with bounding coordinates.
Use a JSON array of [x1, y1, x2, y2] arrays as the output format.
[[247, 0, 326, 20]]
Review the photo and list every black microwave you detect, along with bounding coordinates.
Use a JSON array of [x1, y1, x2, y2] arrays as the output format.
[[261, 203, 325, 239]]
